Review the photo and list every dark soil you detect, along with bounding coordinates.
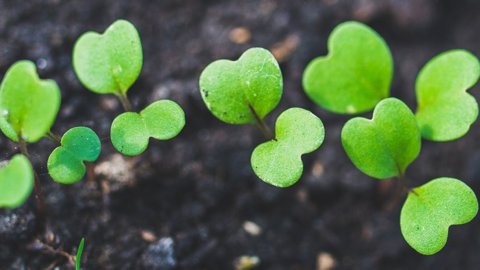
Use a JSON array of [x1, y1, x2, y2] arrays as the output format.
[[1, 0, 480, 269]]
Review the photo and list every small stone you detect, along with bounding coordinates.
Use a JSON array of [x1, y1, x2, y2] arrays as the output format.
[[141, 230, 157, 242], [271, 34, 300, 62], [242, 221, 262, 236], [312, 161, 324, 177], [141, 237, 177, 270], [317, 252, 336, 270], [234, 255, 260, 270], [229, 27, 251, 44]]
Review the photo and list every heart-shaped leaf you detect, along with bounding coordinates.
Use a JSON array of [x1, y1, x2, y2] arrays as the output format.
[[251, 107, 324, 187], [0, 154, 34, 208], [401, 177, 478, 255], [341, 98, 421, 179], [415, 50, 480, 141], [0, 60, 61, 143], [73, 19, 143, 95], [303, 21, 393, 114], [111, 100, 185, 156], [199, 47, 282, 124], [48, 127, 101, 184]]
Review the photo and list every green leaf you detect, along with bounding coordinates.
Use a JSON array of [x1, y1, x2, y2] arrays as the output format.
[[251, 108, 324, 187], [303, 21, 393, 114], [76, 237, 85, 270], [73, 19, 143, 95], [0, 60, 61, 143], [415, 50, 480, 141], [401, 178, 478, 255], [0, 154, 34, 208], [341, 98, 421, 179], [47, 127, 101, 184], [111, 100, 185, 156], [199, 47, 282, 124]]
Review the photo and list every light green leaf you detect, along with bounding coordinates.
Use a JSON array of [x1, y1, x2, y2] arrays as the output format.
[[401, 178, 478, 255], [76, 237, 85, 270], [251, 108, 324, 187], [303, 21, 393, 114], [341, 98, 421, 179], [0, 60, 61, 143], [199, 47, 282, 124], [111, 100, 185, 156], [73, 19, 143, 95], [415, 50, 480, 141], [48, 127, 101, 184], [0, 154, 34, 208]]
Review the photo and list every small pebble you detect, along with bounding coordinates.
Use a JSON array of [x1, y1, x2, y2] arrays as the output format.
[[141, 237, 177, 270], [229, 27, 251, 44], [317, 252, 336, 270], [141, 230, 157, 242], [234, 255, 260, 270], [271, 34, 300, 62], [242, 221, 262, 236]]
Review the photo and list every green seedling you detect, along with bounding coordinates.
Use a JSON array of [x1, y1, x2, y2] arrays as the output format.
[[199, 47, 282, 136], [303, 21, 393, 114], [111, 100, 185, 156], [415, 50, 480, 141], [73, 19, 142, 110], [200, 48, 323, 186], [401, 178, 478, 255], [76, 238, 85, 270], [0, 154, 34, 208], [48, 127, 101, 184], [251, 108, 324, 187], [0, 60, 60, 143], [74, 20, 185, 156], [341, 98, 421, 179]]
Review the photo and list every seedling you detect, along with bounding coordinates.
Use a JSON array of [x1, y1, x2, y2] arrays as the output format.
[[304, 21, 480, 254], [0, 154, 34, 208], [251, 108, 324, 187], [302, 21, 393, 114], [415, 50, 480, 141], [0, 60, 102, 210], [76, 238, 85, 270], [200, 48, 324, 186], [48, 127, 101, 184], [73, 20, 185, 155], [111, 100, 185, 156]]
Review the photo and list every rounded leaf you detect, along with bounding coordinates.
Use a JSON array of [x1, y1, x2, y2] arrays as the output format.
[[251, 108, 324, 187], [400, 178, 478, 255], [111, 100, 185, 156], [0, 60, 61, 142], [199, 47, 282, 124], [73, 19, 143, 95], [303, 21, 393, 114], [48, 127, 101, 184], [341, 98, 421, 179], [0, 154, 34, 208], [415, 50, 480, 141]]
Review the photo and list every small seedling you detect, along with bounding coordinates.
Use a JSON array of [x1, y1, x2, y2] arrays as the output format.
[[0, 60, 60, 143], [303, 21, 393, 114], [251, 108, 324, 187], [76, 238, 85, 270], [73, 20, 185, 156], [400, 178, 478, 255], [73, 19, 142, 110], [341, 98, 421, 179], [0, 154, 34, 208], [48, 127, 101, 184], [415, 50, 480, 141], [111, 100, 185, 156], [200, 48, 323, 186]]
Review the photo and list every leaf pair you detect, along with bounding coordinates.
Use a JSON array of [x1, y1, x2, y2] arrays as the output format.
[[200, 48, 325, 186], [73, 20, 185, 156], [303, 21, 480, 142]]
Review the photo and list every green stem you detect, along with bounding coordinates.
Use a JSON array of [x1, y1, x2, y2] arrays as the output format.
[[248, 105, 274, 140], [118, 93, 132, 112], [47, 131, 61, 146]]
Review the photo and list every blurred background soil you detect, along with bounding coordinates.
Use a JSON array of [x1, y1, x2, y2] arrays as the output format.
[[1, 0, 480, 269]]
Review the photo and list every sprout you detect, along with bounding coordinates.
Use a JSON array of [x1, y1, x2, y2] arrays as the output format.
[[75, 238, 85, 270], [303, 21, 393, 114]]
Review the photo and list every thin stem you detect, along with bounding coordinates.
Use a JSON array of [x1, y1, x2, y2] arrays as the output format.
[[85, 162, 96, 184], [118, 93, 132, 112], [47, 131, 61, 146], [248, 105, 274, 140], [29, 240, 75, 266], [19, 138, 46, 221]]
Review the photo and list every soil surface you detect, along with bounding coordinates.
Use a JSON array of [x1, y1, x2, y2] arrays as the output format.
[[1, 0, 480, 269]]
